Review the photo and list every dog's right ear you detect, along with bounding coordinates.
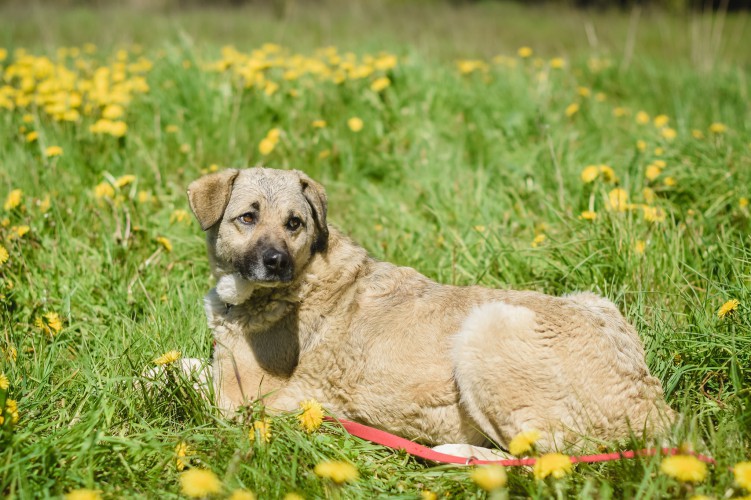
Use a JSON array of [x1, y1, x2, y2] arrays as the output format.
[[187, 169, 240, 231]]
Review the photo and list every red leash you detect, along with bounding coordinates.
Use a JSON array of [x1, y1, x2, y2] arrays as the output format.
[[324, 417, 716, 467]]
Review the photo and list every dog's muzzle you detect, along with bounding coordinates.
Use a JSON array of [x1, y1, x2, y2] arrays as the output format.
[[238, 246, 294, 283]]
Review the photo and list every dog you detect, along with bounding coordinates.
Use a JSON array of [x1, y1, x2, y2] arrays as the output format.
[[186, 167, 673, 453]]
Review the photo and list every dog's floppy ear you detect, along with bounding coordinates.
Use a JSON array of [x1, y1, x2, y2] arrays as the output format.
[[187, 169, 240, 231], [297, 171, 329, 254]]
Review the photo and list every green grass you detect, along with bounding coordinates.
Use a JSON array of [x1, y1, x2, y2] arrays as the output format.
[[1, 1, 750, 498]]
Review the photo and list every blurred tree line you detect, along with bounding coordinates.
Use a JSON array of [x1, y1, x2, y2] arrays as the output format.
[[0, 0, 748, 11]]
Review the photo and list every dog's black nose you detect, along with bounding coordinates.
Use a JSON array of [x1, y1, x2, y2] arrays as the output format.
[[262, 249, 290, 272]]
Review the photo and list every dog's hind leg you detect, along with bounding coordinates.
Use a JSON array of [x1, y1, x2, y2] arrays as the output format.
[[452, 302, 581, 453]]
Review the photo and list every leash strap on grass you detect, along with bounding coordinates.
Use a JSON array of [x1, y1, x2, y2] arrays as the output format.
[[324, 417, 716, 467]]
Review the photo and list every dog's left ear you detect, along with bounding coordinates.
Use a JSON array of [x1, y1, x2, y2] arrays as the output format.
[[187, 169, 240, 231], [296, 171, 329, 254]]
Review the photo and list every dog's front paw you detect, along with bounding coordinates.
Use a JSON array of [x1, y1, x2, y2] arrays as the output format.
[[141, 357, 213, 399]]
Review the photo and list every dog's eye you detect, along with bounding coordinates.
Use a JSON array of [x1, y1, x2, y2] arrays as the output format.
[[238, 212, 256, 225], [286, 217, 302, 231]]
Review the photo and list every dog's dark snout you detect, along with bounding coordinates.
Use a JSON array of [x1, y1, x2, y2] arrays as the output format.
[[262, 248, 290, 272]]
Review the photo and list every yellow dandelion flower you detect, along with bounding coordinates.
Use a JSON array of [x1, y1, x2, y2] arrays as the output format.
[[284, 493, 305, 500], [739, 197, 749, 209], [565, 103, 579, 117], [549, 57, 565, 69], [229, 490, 256, 500], [298, 399, 324, 433], [180, 469, 222, 498], [509, 429, 541, 456], [314, 461, 358, 484], [64, 489, 102, 500], [709, 122, 727, 134], [154, 350, 181, 365], [653, 114, 669, 127], [4, 346, 17, 362], [156, 236, 173, 253], [663, 176, 676, 187], [370, 76, 391, 92], [635, 240, 646, 255], [613, 107, 628, 117], [654, 147, 665, 156], [109, 121, 128, 137], [606, 188, 629, 212], [249, 418, 272, 443], [94, 182, 115, 200], [137, 191, 153, 204], [457, 60, 484, 74], [102, 104, 125, 120], [692, 129, 704, 139], [653, 159, 667, 168], [534, 453, 573, 480], [642, 205, 666, 222], [636, 140, 647, 152], [471, 465, 507, 491], [8, 225, 30, 240], [347, 117, 364, 132], [4, 189, 22, 211], [635, 111, 650, 125], [645, 164, 662, 181], [599, 165, 616, 182], [0, 373, 8, 390], [166, 124, 179, 133], [595, 92, 607, 102], [266, 128, 281, 142], [35, 312, 63, 336], [660, 455, 707, 483], [642, 187, 656, 204], [264, 81, 279, 96], [170, 209, 191, 224], [311, 120, 327, 128], [318, 149, 331, 159], [661, 127, 677, 140], [718, 299, 739, 319], [175, 441, 193, 471], [26, 131, 38, 143], [531, 234, 546, 248], [259, 137, 276, 156], [179, 143, 191, 154], [517, 47, 533, 58], [577, 87, 591, 97], [115, 175, 136, 188], [581, 165, 600, 183], [22, 113, 34, 123], [45, 146, 63, 157], [0, 245, 8, 266], [734, 461, 751, 491], [38, 195, 51, 213]]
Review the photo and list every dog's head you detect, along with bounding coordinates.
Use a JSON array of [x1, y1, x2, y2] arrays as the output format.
[[188, 167, 328, 304]]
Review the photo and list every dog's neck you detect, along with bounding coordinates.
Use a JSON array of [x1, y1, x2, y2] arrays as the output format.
[[297, 225, 371, 309]]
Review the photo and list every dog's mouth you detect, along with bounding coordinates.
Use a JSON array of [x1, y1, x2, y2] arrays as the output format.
[[241, 270, 294, 285]]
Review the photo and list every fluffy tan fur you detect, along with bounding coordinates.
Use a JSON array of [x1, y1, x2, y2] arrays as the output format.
[[188, 167, 673, 451]]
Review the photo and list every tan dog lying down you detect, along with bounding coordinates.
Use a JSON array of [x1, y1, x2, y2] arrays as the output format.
[[186, 167, 673, 453]]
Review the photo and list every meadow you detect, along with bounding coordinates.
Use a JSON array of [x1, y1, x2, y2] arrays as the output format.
[[0, 1, 750, 498]]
